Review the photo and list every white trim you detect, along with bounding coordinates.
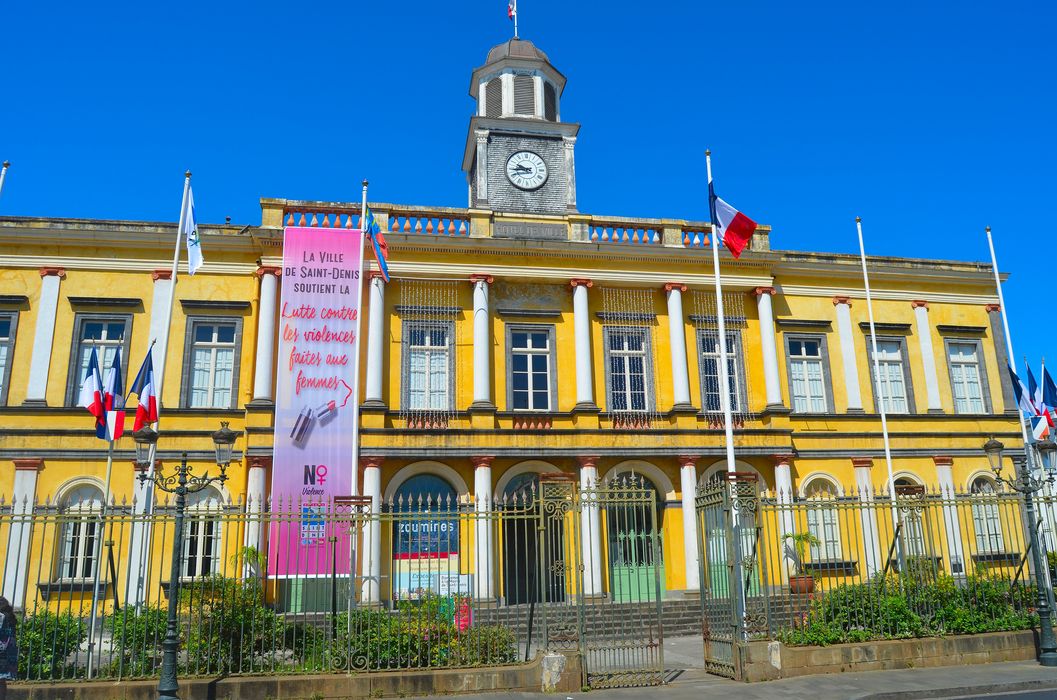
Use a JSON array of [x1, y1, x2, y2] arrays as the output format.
[[494, 460, 561, 499], [0, 256, 254, 275], [384, 461, 470, 501], [778, 284, 998, 307], [966, 470, 1001, 492], [603, 460, 676, 499], [892, 471, 924, 486], [700, 459, 763, 489], [55, 476, 107, 506], [798, 472, 846, 499]]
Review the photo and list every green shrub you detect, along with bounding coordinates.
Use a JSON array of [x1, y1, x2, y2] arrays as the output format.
[[18, 611, 88, 680], [103, 606, 168, 677]]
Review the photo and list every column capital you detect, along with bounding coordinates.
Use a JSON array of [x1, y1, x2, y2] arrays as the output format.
[[256, 266, 282, 278], [832, 295, 852, 306], [470, 455, 495, 468], [469, 274, 494, 285], [151, 269, 173, 281], [664, 282, 688, 293], [570, 278, 593, 289], [677, 455, 700, 469], [911, 299, 929, 309], [247, 456, 273, 471], [985, 303, 1001, 313], [577, 455, 600, 470], [932, 455, 954, 468], [13, 458, 43, 472], [361, 456, 385, 470], [851, 457, 874, 470], [38, 267, 65, 279], [753, 286, 776, 297], [772, 453, 795, 467], [368, 270, 387, 281]]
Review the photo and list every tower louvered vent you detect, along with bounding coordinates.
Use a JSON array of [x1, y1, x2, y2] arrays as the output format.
[[544, 83, 556, 121], [485, 79, 503, 117], [513, 75, 535, 116]]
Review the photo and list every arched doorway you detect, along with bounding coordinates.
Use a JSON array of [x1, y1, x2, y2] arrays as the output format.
[[606, 472, 664, 602], [389, 473, 461, 600], [500, 473, 550, 604]]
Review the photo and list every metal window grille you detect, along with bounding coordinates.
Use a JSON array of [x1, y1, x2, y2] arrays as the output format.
[[398, 279, 460, 428], [692, 290, 755, 423], [602, 287, 659, 428], [58, 485, 103, 581], [970, 477, 1006, 554], [803, 479, 842, 560]]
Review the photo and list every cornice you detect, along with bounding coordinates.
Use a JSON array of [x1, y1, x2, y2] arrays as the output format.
[[777, 283, 999, 306]]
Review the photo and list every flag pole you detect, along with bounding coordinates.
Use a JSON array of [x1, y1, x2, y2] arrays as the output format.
[[0, 161, 9, 200], [351, 180, 368, 497], [986, 227, 1039, 474], [513, 0, 519, 38], [86, 437, 115, 678]]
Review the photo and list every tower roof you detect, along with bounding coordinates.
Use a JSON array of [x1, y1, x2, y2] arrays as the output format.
[[485, 38, 551, 64], [469, 37, 566, 97]]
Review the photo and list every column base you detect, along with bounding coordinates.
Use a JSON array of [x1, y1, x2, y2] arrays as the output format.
[[845, 407, 866, 414], [246, 397, 275, 407], [670, 403, 698, 414], [20, 399, 47, 407], [762, 403, 791, 416], [572, 401, 600, 413], [468, 401, 497, 413], [927, 408, 946, 415], [360, 400, 387, 411]]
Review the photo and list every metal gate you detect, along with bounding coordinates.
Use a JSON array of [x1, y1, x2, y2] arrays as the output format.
[[537, 473, 665, 689], [696, 472, 767, 680]]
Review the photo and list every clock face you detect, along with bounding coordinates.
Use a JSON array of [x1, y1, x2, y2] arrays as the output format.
[[506, 151, 548, 190]]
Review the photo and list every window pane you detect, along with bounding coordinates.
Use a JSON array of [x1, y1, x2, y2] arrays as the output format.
[[195, 324, 214, 342], [529, 332, 547, 349], [626, 333, 643, 352], [83, 322, 103, 340], [804, 341, 819, 357], [512, 332, 528, 349], [216, 324, 235, 343], [789, 340, 802, 356], [513, 390, 529, 409], [512, 354, 527, 372], [531, 354, 547, 373], [0, 319, 10, 338], [532, 390, 549, 409], [106, 322, 125, 340], [512, 372, 528, 390], [531, 371, 548, 391]]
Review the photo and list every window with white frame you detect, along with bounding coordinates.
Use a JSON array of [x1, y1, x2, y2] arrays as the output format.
[[57, 484, 104, 580], [605, 328, 651, 412], [509, 327, 553, 411], [69, 316, 128, 405], [970, 476, 1005, 554], [949, 342, 987, 414], [0, 313, 17, 405], [182, 487, 223, 578], [404, 323, 452, 410], [871, 339, 910, 413], [186, 321, 238, 408], [787, 337, 828, 413], [804, 478, 842, 561], [699, 331, 743, 413]]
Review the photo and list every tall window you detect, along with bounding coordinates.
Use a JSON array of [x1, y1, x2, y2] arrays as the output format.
[[58, 484, 104, 580], [509, 327, 553, 411], [970, 476, 1005, 554], [69, 316, 128, 404], [606, 328, 651, 412], [949, 342, 987, 414], [699, 332, 743, 413], [183, 487, 222, 578], [804, 478, 842, 561], [871, 339, 910, 413], [187, 321, 237, 408], [405, 324, 451, 410], [894, 478, 927, 556], [0, 313, 17, 405], [787, 337, 828, 413]]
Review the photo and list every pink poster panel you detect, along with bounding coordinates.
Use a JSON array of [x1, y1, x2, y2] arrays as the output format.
[[268, 226, 363, 577]]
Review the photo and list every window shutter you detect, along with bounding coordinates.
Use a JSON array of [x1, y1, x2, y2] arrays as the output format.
[[485, 79, 502, 117], [513, 75, 534, 115], [544, 82, 557, 120]]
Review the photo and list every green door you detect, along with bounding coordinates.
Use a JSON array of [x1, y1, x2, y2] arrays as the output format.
[[606, 473, 664, 603]]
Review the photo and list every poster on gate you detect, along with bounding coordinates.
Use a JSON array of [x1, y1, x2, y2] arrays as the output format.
[[268, 226, 363, 577]]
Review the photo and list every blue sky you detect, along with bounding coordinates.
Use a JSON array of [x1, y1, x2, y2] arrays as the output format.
[[2, 0, 1054, 368]]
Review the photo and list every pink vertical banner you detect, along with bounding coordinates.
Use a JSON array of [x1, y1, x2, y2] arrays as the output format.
[[269, 226, 363, 577]]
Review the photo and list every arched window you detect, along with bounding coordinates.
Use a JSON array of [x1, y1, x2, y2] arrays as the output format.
[[391, 474, 460, 599], [513, 75, 535, 115], [485, 78, 503, 117], [183, 486, 223, 579], [544, 82, 557, 121], [803, 477, 842, 561], [894, 477, 927, 556], [57, 484, 103, 580], [970, 476, 1004, 554]]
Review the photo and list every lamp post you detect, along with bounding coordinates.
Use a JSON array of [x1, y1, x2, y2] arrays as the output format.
[[133, 422, 236, 700], [985, 436, 1057, 667]]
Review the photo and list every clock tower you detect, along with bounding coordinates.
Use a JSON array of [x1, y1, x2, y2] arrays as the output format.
[[463, 39, 580, 217]]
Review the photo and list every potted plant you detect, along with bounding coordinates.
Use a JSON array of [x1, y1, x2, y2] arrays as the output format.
[[783, 531, 820, 594]]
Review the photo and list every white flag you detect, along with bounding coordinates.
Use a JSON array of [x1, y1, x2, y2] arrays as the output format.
[[183, 185, 204, 275]]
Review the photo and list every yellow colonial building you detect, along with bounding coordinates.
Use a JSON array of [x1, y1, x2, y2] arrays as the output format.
[[0, 38, 1027, 613]]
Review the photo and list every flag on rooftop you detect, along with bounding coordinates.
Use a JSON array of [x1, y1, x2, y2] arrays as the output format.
[[102, 349, 125, 441], [78, 348, 106, 439], [363, 206, 390, 283], [129, 348, 159, 432], [508, 0, 516, 20], [708, 175, 756, 259], [183, 184, 203, 275]]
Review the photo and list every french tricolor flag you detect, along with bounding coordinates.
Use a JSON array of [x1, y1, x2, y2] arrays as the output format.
[[78, 348, 107, 438], [708, 176, 756, 259], [101, 349, 125, 441], [130, 349, 159, 432]]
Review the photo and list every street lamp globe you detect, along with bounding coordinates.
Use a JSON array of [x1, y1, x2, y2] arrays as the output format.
[[1037, 438, 1057, 473], [132, 425, 159, 468], [211, 421, 237, 467], [983, 436, 1005, 477]]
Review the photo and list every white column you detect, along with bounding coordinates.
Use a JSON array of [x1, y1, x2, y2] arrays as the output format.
[[666, 284, 692, 408], [833, 296, 864, 412], [3, 459, 42, 610], [571, 280, 596, 409], [359, 457, 383, 605], [23, 268, 64, 405], [578, 456, 604, 597], [364, 273, 386, 405], [470, 275, 493, 408], [243, 457, 270, 563], [678, 456, 700, 591], [252, 267, 281, 402], [472, 456, 495, 600], [912, 301, 944, 413], [773, 454, 797, 577], [148, 269, 174, 351], [563, 136, 577, 210], [754, 287, 784, 408], [500, 73, 514, 116], [854, 459, 882, 575], [934, 456, 967, 576], [532, 75, 545, 118], [474, 130, 489, 204], [125, 460, 155, 607]]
